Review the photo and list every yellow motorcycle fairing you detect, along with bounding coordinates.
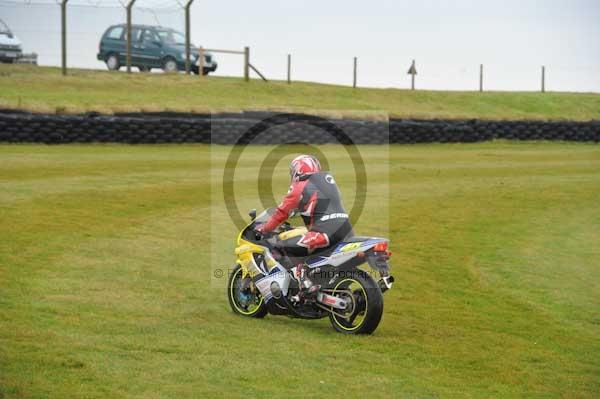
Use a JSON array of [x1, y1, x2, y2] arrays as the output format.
[[234, 238, 278, 279], [277, 227, 307, 241]]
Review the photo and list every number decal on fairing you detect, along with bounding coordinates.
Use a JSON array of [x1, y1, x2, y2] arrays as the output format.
[[340, 242, 361, 252]]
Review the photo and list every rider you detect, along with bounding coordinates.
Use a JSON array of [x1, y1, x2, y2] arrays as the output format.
[[255, 154, 353, 295]]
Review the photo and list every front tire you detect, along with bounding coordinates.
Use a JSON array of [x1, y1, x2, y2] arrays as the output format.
[[328, 272, 384, 334], [227, 264, 267, 318], [162, 57, 178, 73]]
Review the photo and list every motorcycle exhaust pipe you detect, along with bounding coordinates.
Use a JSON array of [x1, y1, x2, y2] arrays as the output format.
[[270, 281, 282, 299], [378, 275, 395, 293]]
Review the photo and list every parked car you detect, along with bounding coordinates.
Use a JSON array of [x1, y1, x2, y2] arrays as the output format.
[[97, 24, 217, 75], [0, 19, 22, 63], [0, 19, 37, 65]]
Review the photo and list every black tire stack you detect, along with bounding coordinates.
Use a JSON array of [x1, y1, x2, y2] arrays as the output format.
[[1, 110, 599, 144]]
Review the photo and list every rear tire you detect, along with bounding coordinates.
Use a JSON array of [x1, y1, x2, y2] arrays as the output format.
[[105, 53, 120, 71], [227, 264, 268, 318], [328, 272, 384, 334]]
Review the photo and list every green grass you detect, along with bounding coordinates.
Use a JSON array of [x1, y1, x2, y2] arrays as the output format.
[[1, 142, 599, 398], [1, 64, 600, 120]]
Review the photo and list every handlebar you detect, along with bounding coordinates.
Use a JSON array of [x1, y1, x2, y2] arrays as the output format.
[[248, 219, 295, 242]]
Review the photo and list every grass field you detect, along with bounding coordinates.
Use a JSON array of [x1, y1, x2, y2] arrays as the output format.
[[1, 142, 599, 398], [2, 64, 600, 121]]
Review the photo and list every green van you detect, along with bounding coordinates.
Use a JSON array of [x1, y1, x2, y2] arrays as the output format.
[[97, 24, 217, 75]]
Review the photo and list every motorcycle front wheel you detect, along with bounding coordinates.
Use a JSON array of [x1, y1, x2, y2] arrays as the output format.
[[328, 272, 384, 334], [227, 264, 268, 318]]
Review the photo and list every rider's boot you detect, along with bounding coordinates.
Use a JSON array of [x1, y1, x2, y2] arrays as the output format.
[[291, 263, 320, 302]]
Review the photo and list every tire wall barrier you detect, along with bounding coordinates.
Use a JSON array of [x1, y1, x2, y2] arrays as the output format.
[[0, 111, 599, 144]]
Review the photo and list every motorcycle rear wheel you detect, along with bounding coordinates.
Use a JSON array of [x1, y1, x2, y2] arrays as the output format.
[[227, 264, 268, 318], [328, 272, 383, 334]]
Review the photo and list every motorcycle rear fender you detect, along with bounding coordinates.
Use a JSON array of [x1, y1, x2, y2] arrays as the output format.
[[366, 252, 391, 277]]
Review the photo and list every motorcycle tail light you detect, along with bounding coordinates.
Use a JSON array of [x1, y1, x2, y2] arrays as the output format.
[[373, 242, 388, 252]]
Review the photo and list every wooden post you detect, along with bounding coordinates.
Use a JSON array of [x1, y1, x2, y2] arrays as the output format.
[[479, 64, 483, 92], [184, 0, 194, 75], [287, 54, 291, 84], [198, 47, 204, 79], [353, 57, 357, 88], [60, 0, 68, 76], [541, 66, 546, 93], [244, 46, 250, 82], [126, 0, 136, 73]]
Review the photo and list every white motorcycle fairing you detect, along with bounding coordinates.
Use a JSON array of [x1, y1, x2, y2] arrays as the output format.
[[306, 238, 388, 268]]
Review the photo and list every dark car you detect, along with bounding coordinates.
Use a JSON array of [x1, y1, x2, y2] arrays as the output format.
[[97, 24, 217, 74]]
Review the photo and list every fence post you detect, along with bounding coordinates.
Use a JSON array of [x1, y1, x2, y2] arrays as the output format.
[[479, 64, 483, 92], [184, 0, 194, 75], [198, 47, 204, 79], [60, 0, 68, 76], [353, 57, 357, 88], [126, 0, 136, 73], [244, 47, 250, 82], [541, 66, 546, 93], [287, 54, 291, 84]]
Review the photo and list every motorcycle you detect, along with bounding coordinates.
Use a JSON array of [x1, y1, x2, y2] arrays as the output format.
[[227, 208, 394, 334]]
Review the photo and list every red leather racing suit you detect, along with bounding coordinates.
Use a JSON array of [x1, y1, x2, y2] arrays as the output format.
[[261, 172, 353, 257]]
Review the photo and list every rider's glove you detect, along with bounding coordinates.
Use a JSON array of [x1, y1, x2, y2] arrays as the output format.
[[254, 223, 266, 234]]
